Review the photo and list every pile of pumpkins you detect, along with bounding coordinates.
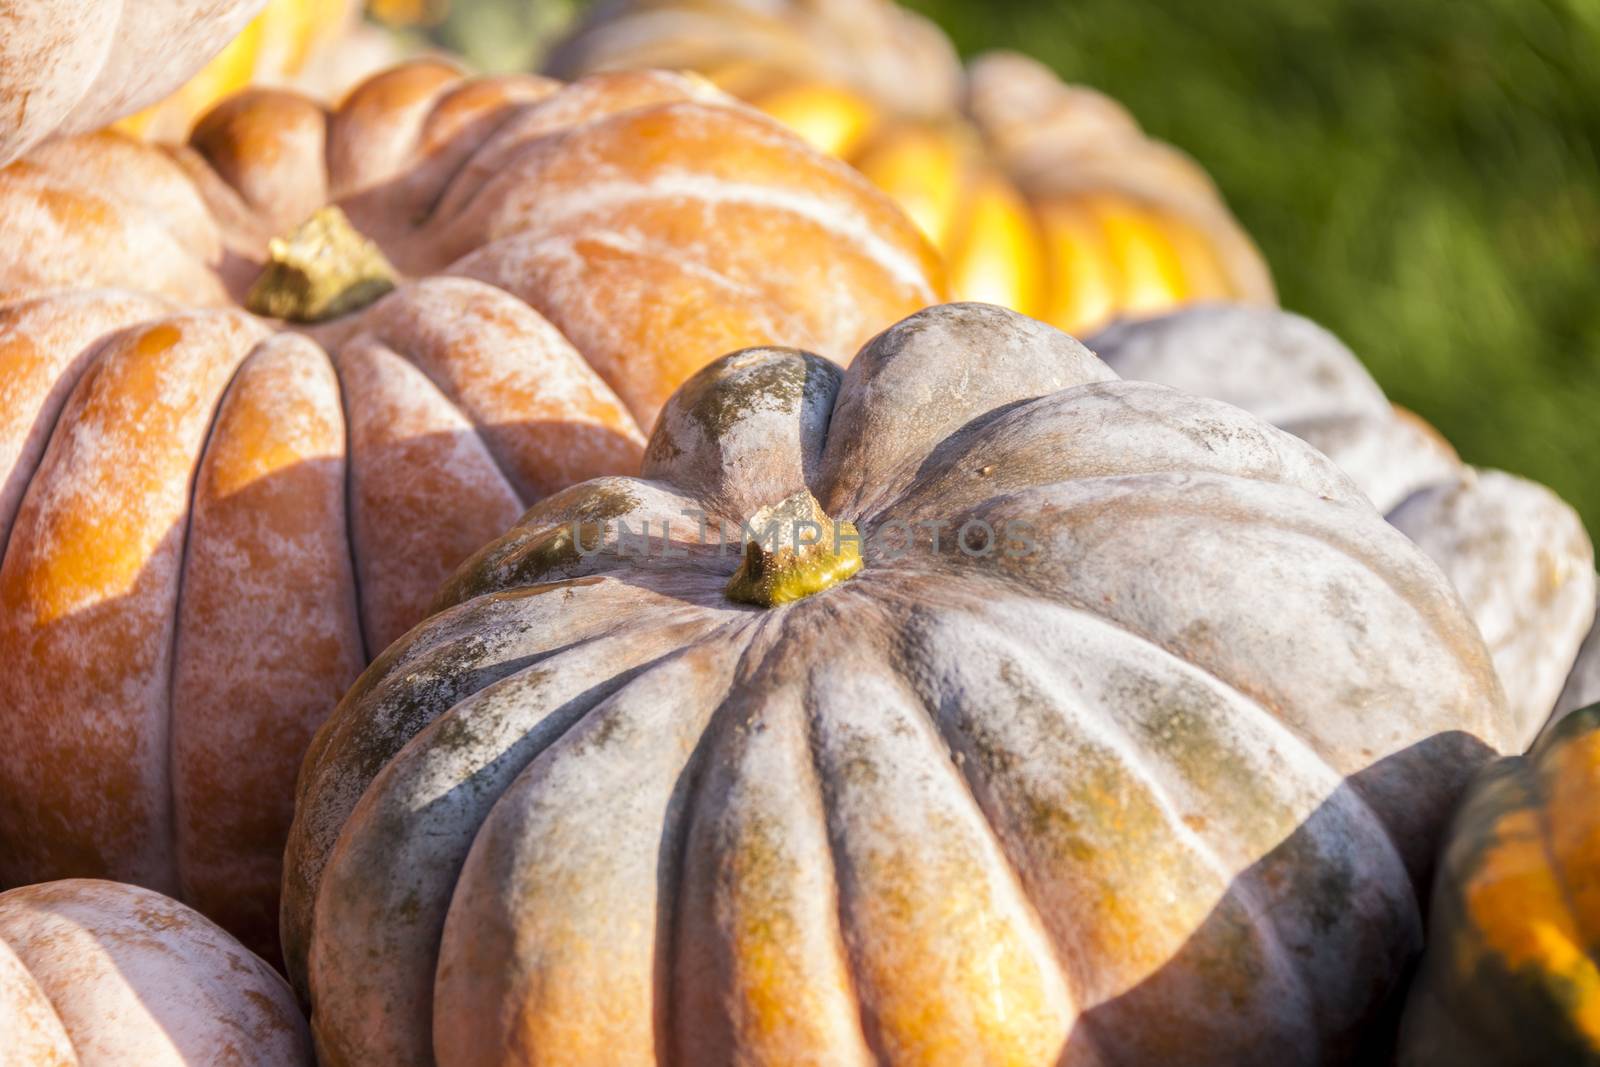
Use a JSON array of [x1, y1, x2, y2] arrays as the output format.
[[1, 1, 1595, 1064]]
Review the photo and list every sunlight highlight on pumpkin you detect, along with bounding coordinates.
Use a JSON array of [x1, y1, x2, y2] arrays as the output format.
[[751, 81, 881, 159], [854, 124, 966, 248], [1037, 200, 1118, 333], [1465, 809, 1600, 1018], [946, 167, 1047, 318]]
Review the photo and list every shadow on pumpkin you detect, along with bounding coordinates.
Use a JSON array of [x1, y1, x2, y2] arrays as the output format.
[[1050, 729, 1495, 1067], [0, 419, 641, 974]]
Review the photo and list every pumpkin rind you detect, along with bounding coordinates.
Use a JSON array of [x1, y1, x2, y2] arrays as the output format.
[[0, 0, 268, 168], [1090, 304, 1459, 513], [1554, 595, 1600, 726], [0, 878, 312, 1065], [547, 0, 1274, 336], [544, 0, 963, 123], [1389, 472, 1596, 743], [1397, 704, 1600, 1066], [1092, 303, 1596, 745], [0, 61, 939, 961], [286, 303, 1512, 1066]]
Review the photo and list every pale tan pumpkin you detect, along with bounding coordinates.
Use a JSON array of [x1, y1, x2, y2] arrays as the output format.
[[547, 0, 1274, 336], [285, 303, 1511, 1066], [1092, 304, 1596, 745], [0, 879, 311, 1065], [0, 0, 267, 167], [0, 60, 939, 963]]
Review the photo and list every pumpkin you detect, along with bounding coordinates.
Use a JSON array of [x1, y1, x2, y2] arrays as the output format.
[[1396, 702, 1600, 1065], [546, 0, 1275, 337], [1556, 604, 1600, 723], [1091, 304, 1596, 745], [0, 878, 311, 1065], [0, 60, 939, 963], [112, 0, 363, 142], [0, 0, 267, 168], [284, 302, 1511, 1066]]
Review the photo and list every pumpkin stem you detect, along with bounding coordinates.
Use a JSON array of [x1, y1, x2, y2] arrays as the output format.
[[245, 205, 398, 323], [724, 490, 862, 607]]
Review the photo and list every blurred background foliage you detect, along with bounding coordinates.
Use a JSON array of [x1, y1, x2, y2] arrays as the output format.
[[412, 0, 1600, 527], [374, 0, 576, 71]]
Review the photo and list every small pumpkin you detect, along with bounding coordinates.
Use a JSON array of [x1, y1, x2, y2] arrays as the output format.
[[0, 0, 266, 167], [0, 60, 939, 962], [0, 878, 311, 1065], [1397, 703, 1600, 1066], [546, 0, 1275, 337], [286, 303, 1510, 1066], [1091, 304, 1596, 745]]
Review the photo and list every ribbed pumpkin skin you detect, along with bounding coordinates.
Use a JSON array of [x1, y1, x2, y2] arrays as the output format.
[[0, 0, 267, 168], [547, 0, 1275, 336], [0, 879, 311, 1065], [285, 303, 1511, 1067], [1398, 704, 1600, 1066], [0, 61, 939, 964], [1091, 304, 1596, 746]]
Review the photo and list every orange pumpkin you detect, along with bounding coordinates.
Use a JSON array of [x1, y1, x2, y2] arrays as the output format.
[[0, 0, 269, 167], [0, 60, 940, 963], [0, 879, 312, 1065], [1397, 703, 1600, 1065], [548, 0, 1274, 336]]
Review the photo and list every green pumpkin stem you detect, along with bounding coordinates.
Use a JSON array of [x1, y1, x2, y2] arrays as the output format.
[[724, 490, 862, 607], [245, 205, 399, 323]]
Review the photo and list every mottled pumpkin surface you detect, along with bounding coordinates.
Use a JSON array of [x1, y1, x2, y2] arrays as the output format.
[[286, 303, 1512, 1067], [0, 878, 311, 1065], [0, 0, 266, 168], [1092, 304, 1596, 745], [0, 60, 940, 963], [1398, 703, 1600, 1066], [547, 0, 1274, 337]]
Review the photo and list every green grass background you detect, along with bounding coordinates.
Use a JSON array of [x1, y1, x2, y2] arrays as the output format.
[[903, 0, 1600, 530]]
